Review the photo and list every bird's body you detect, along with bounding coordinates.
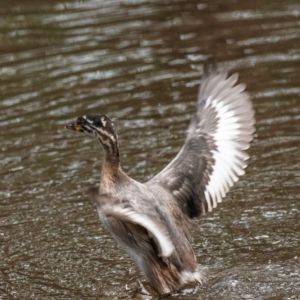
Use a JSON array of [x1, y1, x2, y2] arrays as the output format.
[[66, 64, 255, 296], [97, 171, 200, 294]]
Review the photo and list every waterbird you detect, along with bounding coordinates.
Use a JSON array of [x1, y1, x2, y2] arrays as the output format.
[[65, 63, 255, 298]]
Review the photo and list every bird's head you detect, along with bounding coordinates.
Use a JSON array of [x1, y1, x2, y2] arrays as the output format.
[[66, 114, 118, 153]]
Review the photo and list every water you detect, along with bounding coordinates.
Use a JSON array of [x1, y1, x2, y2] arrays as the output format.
[[1, 0, 300, 299]]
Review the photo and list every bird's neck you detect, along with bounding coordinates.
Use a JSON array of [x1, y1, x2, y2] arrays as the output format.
[[99, 137, 121, 171], [103, 150, 121, 171], [98, 137, 124, 194]]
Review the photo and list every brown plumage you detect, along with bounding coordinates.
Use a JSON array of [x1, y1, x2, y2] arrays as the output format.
[[65, 64, 255, 297]]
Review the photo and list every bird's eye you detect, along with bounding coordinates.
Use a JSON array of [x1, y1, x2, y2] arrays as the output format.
[[77, 118, 85, 126]]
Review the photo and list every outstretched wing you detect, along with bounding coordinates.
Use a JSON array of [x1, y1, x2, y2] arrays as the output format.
[[147, 64, 255, 218]]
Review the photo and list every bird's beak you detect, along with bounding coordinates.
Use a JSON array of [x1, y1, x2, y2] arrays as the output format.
[[65, 123, 82, 131]]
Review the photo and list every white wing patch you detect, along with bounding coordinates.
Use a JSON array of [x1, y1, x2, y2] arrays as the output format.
[[203, 95, 254, 212], [104, 206, 174, 257]]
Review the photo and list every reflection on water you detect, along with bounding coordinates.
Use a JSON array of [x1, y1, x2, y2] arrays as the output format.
[[1, 0, 300, 299]]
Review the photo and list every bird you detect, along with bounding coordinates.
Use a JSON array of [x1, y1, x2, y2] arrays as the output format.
[[65, 63, 255, 298]]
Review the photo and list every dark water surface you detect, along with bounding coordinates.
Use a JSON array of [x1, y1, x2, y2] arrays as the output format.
[[1, 0, 300, 299]]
